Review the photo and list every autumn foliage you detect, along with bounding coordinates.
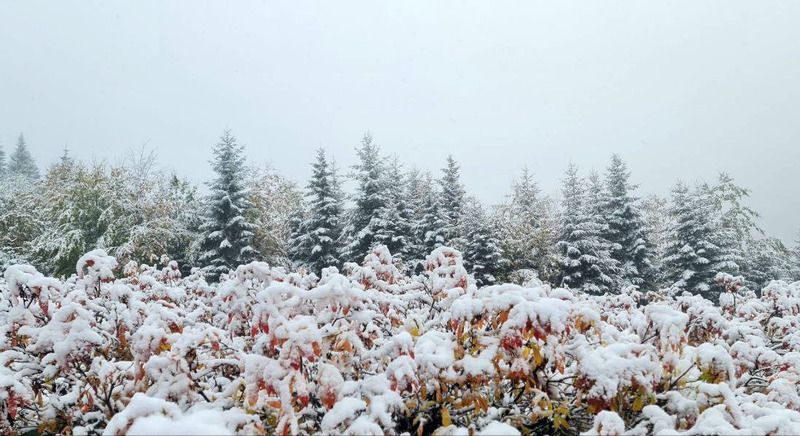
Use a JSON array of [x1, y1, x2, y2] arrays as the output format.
[[2, 247, 800, 434]]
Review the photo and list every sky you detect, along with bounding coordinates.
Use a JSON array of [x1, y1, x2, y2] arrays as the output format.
[[1, 1, 799, 243]]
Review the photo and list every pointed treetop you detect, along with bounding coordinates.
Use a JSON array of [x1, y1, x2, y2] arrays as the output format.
[[59, 145, 74, 166], [8, 133, 40, 180]]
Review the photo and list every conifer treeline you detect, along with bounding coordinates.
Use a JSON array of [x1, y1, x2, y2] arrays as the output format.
[[1, 131, 799, 301]]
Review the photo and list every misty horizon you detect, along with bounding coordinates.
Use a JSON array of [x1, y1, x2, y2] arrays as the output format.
[[2, 2, 798, 243]]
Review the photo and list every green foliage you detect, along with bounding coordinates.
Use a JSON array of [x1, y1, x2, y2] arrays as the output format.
[[198, 130, 258, 281], [288, 148, 343, 274]]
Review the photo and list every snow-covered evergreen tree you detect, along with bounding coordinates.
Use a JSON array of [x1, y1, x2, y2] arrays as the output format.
[[711, 173, 761, 283], [0, 143, 6, 179], [640, 194, 671, 287], [664, 182, 735, 301], [713, 173, 761, 242], [439, 155, 466, 246], [414, 172, 447, 261], [164, 174, 204, 276], [463, 202, 504, 287], [198, 130, 258, 281], [603, 154, 653, 288], [8, 133, 39, 180], [404, 169, 442, 266], [340, 134, 389, 263], [0, 169, 44, 264], [494, 167, 557, 282], [743, 237, 794, 290], [585, 170, 624, 285], [373, 156, 412, 259], [793, 234, 800, 281], [289, 148, 343, 274], [555, 164, 618, 294]]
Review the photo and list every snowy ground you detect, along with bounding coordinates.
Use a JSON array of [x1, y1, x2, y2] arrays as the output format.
[[2, 246, 800, 435]]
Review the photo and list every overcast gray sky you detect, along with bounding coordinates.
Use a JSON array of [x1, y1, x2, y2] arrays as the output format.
[[1, 1, 798, 242]]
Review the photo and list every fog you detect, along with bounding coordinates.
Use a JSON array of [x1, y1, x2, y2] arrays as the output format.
[[1, 1, 798, 242]]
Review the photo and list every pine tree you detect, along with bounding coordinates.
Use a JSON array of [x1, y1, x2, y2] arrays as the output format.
[[663, 182, 731, 301], [586, 170, 623, 285], [0, 143, 6, 179], [555, 164, 618, 294], [289, 148, 343, 275], [440, 155, 466, 246], [340, 134, 389, 263], [494, 167, 559, 282], [712, 173, 761, 285], [793, 234, 800, 281], [743, 237, 794, 290], [603, 154, 653, 288], [373, 156, 412, 258], [463, 203, 504, 287], [415, 172, 447, 259], [165, 174, 203, 276], [496, 167, 548, 277], [405, 168, 444, 266], [59, 146, 74, 166], [198, 130, 258, 281], [713, 173, 761, 242], [0, 165, 45, 265], [8, 134, 39, 180], [641, 194, 671, 287]]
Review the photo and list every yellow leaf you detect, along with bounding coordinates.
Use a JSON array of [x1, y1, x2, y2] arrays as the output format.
[[532, 344, 543, 367], [632, 394, 645, 412], [441, 407, 452, 426], [554, 414, 567, 430]]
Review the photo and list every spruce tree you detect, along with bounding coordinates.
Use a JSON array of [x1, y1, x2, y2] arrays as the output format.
[[463, 203, 504, 287], [603, 154, 653, 288], [416, 172, 447, 258], [440, 155, 466, 246], [198, 130, 258, 281], [793, 234, 800, 281], [404, 169, 425, 262], [0, 143, 6, 179], [340, 134, 388, 263], [640, 194, 671, 287], [289, 148, 343, 275], [663, 182, 729, 300], [712, 173, 760, 283], [8, 134, 39, 180], [405, 169, 445, 265], [586, 170, 623, 285], [555, 164, 618, 294], [743, 237, 794, 290], [496, 167, 555, 279], [165, 174, 203, 276], [373, 156, 412, 258]]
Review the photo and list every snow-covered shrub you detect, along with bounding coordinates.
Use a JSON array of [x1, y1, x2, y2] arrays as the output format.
[[2, 247, 800, 434]]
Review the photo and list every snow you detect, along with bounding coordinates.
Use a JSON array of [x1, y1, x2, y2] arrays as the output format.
[[583, 411, 625, 436], [477, 420, 521, 435], [2, 244, 800, 434], [321, 397, 367, 432], [104, 394, 243, 435], [126, 409, 233, 435]]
